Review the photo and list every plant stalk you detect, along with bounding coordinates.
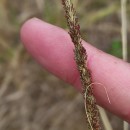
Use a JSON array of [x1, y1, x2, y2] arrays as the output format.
[[121, 0, 129, 129], [121, 0, 128, 61]]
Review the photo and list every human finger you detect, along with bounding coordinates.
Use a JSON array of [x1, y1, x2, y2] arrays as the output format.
[[21, 18, 130, 122]]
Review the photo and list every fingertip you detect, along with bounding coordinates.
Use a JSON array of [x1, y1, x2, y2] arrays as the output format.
[[20, 18, 80, 89], [20, 18, 41, 44]]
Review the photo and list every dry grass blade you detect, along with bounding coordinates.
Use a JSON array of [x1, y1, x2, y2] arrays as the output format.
[[0, 45, 23, 97], [121, 0, 128, 62], [84, 3, 119, 27], [121, 0, 129, 129], [98, 106, 113, 130], [35, 0, 45, 12]]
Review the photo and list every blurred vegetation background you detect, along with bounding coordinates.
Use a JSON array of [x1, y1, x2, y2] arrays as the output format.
[[0, 0, 130, 130]]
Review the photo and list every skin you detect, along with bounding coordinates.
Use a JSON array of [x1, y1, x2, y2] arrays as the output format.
[[20, 18, 130, 123]]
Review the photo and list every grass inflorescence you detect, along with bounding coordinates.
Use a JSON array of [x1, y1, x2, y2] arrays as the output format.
[[61, 0, 102, 130]]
